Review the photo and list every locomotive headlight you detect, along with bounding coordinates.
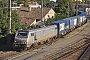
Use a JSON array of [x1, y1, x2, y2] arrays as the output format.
[[15, 41, 16, 43]]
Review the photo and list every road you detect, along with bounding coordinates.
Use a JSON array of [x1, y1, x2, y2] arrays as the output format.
[[9, 21, 90, 60]]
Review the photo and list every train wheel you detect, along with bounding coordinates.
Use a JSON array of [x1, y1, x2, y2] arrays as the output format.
[[60, 34, 63, 38], [31, 44, 35, 48], [38, 42, 41, 45], [45, 40, 49, 43], [54, 36, 57, 39], [40, 41, 44, 44]]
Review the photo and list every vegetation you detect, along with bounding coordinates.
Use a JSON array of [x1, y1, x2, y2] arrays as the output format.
[[0, 0, 76, 37], [0, 0, 21, 38], [11, 11, 21, 34], [85, 0, 90, 4], [24, 1, 29, 7], [43, 1, 57, 9], [45, 0, 75, 24], [56, 0, 75, 17]]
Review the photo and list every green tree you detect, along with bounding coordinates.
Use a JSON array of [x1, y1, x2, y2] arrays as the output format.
[[69, 0, 75, 16], [56, 0, 75, 17], [86, 0, 90, 4], [47, 0, 76, 21], [31, 0, 37, 2], [54, 13, 67, 20], [45, 18, 54, 25], [11, 11, 21, 34], [46, 0, 75, 24], [43, 1, 57, 9], [43, 0, 50, 4], [0, 0, 8, 37], [24, 1, 29, 7], [32, 0, 50, 5], [0, 0, 21, 38]]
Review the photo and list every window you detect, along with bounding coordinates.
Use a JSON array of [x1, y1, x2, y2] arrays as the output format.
[[31, 33, 34, 36], [17, 31, 28, 37], [36, 19, 40, 22], [48, 15, 50, 18]]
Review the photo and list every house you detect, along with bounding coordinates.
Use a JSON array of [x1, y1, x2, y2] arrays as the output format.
[[73, 0, 83, 2], [12, 7, 20, 10], [28, 2, 41, 8], [12, 1, 20, 10], [16, 7, 55, 26], [19, 2, 41, 8]]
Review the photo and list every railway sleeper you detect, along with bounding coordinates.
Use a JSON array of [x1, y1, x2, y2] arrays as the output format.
[[42, 41, 89, 60], [42, 44, 89, 60], [55, 45, 88, 59]]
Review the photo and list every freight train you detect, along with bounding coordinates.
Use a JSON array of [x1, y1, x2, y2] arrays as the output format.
[[13, 11, 87, 50]]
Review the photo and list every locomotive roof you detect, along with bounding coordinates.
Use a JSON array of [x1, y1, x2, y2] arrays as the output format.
[[18, 25, 57, 32]]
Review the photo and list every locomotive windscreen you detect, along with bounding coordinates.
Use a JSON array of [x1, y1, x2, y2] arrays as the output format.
[[17, 31, 29, 37]]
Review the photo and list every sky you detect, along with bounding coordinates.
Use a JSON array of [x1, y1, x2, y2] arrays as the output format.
[[50, 0, 56, 2]]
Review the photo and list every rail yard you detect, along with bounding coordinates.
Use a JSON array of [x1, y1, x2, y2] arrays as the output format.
[[0, 18, 89, 60]]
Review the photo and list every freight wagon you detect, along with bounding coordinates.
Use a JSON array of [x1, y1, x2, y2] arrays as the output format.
[[76, 16, 83, 27], [51, 20, 66, 37], [62, 17, 78, 32], [79, 12, 87, 24]]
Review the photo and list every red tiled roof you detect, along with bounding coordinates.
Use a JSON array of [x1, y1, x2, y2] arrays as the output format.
[[17, 7, 51, 25]]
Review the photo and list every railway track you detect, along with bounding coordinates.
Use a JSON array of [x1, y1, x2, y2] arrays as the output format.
[[78, 45, 90, 60], [0, 22, 89, 60], [78, 33, 90, 60], [64, 32, 90, 60], [0, 37, 59, 60], [37, 38, 90, 60], [64, 33, 90, 60], [37, 32, 90, 60]]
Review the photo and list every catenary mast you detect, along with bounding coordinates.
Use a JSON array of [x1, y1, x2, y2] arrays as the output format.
[[7, 0, 11, 45]]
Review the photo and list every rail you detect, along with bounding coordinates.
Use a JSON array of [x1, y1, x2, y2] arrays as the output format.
[[37, 38, 90, 60], [0, 22, 89, 60], [78, 44, 90, 60]]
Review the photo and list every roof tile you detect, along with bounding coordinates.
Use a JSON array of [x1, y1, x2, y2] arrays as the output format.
[[17, 7, 51, 25]]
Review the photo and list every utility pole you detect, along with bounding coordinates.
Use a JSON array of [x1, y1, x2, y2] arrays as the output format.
[[76, 0, 78, 16], [41, 0, 43, 25], [68, 2, 70, 17], [7, 0, 11, 45], [83, 0, 85, 11]]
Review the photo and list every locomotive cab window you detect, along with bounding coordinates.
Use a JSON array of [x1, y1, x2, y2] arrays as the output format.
[[31, 33, 34, 36], [17, 31, 28, 37]]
